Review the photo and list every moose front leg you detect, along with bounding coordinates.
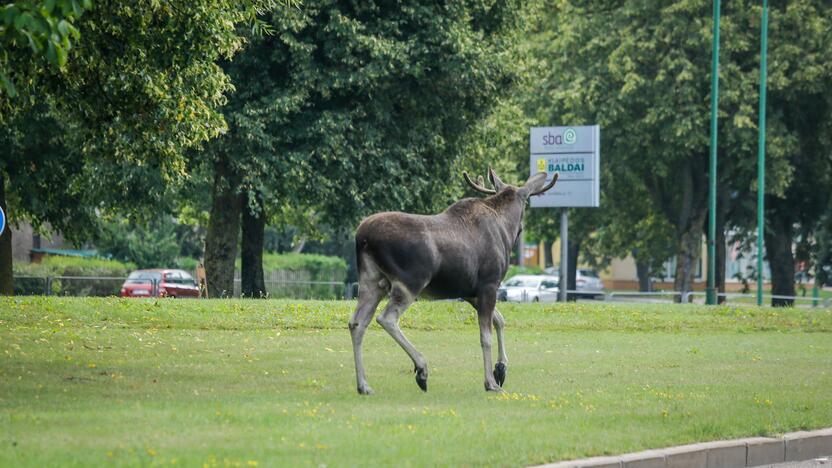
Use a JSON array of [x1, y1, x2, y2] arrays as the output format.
[[492, 308, 507, 387], [476, 290, 501, 392]]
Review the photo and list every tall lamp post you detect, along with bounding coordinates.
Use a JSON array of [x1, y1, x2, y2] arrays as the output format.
[[706, 0, 721, 305], [756, 0, 769, 306]]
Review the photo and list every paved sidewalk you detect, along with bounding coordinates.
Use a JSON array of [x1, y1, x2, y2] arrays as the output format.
[[761, 457, 831, 468], [532, 428, 832, 468]]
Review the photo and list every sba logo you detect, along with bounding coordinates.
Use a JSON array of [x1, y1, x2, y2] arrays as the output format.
[[563, 128, 577, 145]]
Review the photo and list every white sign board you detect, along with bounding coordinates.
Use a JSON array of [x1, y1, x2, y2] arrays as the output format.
[[529, 125, 600, 208]]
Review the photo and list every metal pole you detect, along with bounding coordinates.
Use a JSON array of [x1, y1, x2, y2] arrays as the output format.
[[559, 209, 568, 302], [518, 230, 524, 267], [756, 0, 769, 306], [706, 0, 721, 305]]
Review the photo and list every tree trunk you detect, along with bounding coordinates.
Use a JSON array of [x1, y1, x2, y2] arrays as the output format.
[[567, 240, 580, 301], [634, 254, 652, 292], [673, 221, 705, 302], [204, 154, 241, 298], [291, 237, 306, 253], [714, 183, 730, 304], [672, 161, 708, 303], [0, 173, 13, 295], [716, 225, 726, 304], [544, 240, 553, 268], [241, 193, 266, 298], [765, 213, 795, 307]]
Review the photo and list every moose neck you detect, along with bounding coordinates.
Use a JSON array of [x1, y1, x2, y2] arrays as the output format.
[[485, 191, 525, 262]]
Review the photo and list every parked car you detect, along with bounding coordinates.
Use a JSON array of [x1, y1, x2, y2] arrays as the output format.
[[543, 267, 605, 297], [120, 269, 200, 298], [498, 275, 559, 302]]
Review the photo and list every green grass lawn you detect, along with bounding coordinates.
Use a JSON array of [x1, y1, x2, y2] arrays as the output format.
[[1, 298, 831, 467], [709, 286, 832, 306]]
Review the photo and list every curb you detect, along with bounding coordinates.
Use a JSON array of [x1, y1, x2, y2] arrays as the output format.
[[532, 428, 832, 468]]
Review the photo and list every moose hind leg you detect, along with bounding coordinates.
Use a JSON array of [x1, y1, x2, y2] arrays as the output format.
[[376, 284, 428, 391], [476, 290, 501, 392], [349, 277, 385, 395], [492, 308, 507, 387]]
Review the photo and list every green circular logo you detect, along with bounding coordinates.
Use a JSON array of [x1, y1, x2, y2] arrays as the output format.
[[563, 128, 577, 145]]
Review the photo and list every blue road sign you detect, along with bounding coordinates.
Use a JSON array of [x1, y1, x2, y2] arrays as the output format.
[[0, 207, 5, 236]]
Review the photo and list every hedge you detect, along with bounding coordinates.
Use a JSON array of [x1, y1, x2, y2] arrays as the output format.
[[504, 265, 544, 281], [13, 256, 135, 296], [237, 253, 347, 281]]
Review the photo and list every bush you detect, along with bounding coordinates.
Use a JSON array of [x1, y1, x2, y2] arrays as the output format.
[[94, 217, 205, 269], [235, 253, 348, 299], [175, 257, 200, 271], [13, 256, 135, 296]]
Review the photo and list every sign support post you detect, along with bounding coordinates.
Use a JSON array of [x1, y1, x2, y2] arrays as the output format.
[[518, 231, 524, 267], [559, 209, 568, 302]]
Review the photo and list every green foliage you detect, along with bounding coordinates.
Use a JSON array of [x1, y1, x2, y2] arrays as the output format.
[[0, 0, 90, 97], [0, 106, 97, 244], [211, 0, 528, 226], [453, 4, 540, 199], [95, 218, 181, 269], [12, 255, 134, 277], [94, 216, 204, 270]]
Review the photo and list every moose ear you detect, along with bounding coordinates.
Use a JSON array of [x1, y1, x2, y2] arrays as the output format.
[[518, 172, 557, 198], [488, 167, 506, 191]]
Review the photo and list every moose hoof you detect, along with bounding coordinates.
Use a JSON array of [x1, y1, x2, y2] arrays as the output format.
[[484, 382, 503, 392], [415, 367, 428, 392], [493, 362, 507, 387], [357, 385, 374, 395]]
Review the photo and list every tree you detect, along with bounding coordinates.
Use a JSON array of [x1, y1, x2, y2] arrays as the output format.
[[202, 0, 528, 297], [759, 2, 832, 305], [0, 1, 274, 294], [0, 107, 94, 294], [526, 0, 832, 301]]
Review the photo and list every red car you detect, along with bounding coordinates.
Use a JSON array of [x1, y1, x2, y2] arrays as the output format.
[[120, 269, 200, 298]]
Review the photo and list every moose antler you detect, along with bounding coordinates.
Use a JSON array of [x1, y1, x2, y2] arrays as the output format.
[[463, 171, 497, 194], [531, 172, 560, 196], [488, 166, 506, 191]]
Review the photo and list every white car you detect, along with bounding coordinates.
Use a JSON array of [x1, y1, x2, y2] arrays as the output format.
[[498, 275, 559, 302], [544, 267, 605, 297]]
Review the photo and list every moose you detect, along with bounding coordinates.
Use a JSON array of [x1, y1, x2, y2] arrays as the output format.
[[348, 168, 559, 394]]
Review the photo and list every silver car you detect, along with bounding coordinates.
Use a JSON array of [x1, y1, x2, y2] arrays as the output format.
[[498, 275, 559, 302]]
